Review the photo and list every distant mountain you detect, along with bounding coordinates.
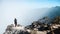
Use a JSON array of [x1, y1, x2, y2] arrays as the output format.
[[47, 6, 60, 18], [29, 6, 60, 20]]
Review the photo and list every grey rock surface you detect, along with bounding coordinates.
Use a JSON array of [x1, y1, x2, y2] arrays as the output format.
[[3, 24, 30, 34]]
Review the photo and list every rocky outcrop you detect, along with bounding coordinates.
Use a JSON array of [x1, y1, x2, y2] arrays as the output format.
[[3, 24, 30, 34]]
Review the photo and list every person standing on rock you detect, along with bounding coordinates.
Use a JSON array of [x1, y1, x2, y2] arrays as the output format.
[[14, 18, 17, 27]]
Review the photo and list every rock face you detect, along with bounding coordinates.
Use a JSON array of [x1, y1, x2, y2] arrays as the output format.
[[25, 16, 60, 34], [3, 24, 30, 34]]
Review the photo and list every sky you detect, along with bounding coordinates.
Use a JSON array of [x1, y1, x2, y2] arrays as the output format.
[[0, 0, 60, 34]]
